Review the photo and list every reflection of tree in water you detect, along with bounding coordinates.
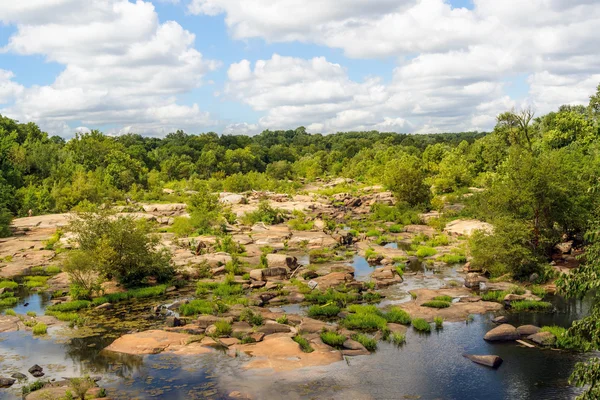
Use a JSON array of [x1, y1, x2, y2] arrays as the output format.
[[63, 335, 144, 377]]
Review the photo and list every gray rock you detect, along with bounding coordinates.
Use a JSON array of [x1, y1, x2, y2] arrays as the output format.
[[517, 325, 540, 336], [257, 322, 291, 335], [165, 316, 184, 327], [10, 372, 27, 380], [0, 377, 16, 388], [528, 331, 556, 346], [28, 364, 43, 374], [463, 354, 503, 368], [492, 316, 508, 324], [95, 302, 113, 310], [342, 339, 366, 351], [484, 324, 519, 342], [307, 280, 318, 290]]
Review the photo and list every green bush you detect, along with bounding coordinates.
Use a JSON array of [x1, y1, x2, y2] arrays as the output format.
[[343, 313, 388, 331], [170, 216, 196, 238], [32, 323, 48, 335], [27, 311, 37, 317], [530, 285, 547, 298], [347, 304, 382, 315], [426, 235, 450, 247], [240, 201, 284, 226], [320, 331, 346, 348], [481, 290, 508, 302], [383, 308, 411, 325], [434, 316, 444, 329], [305, 288, 358, 307], [293, 335, 314, 353], [437, 254, 467, 264], [422, 300, 451, 308], [91, 285, 167, 305], [411, 318, 431, 332], [540, 326, 590, 350], [0, 296, 18, 307], [179, 300, 215, 316], [365, 230, 381, 238], [24, 276, 49, 289], [214, 320, 232, 336], [351, 333, 377, 351], [0, 280, 18, 290], [307, 304, 341, 318], [388, 224, 404, 233], [5, 309, 16, 316], [240, 308, 264, 326], [276, 314, 288, 325], [415, 246, 437, 258]]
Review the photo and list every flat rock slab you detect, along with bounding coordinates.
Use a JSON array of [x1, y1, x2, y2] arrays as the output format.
[[463, 354, 503, 368], [232, 335, 343, 372], [104, 330, 212, 355], [444, 219, 493, 236]]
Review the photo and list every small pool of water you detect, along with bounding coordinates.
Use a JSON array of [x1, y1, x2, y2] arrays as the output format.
[[351, 255, 376, 281], [11, 292, 51, 315]]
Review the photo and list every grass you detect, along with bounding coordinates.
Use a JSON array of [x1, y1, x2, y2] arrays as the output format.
[[0, 297, 18, 307], [45, 265, 61, 275], [364, 248, 381, 260], [388, 224, 404, 233], [540, 326, 590, 350], [0, 280, 18, 290], [240, 308, 264, 326], [510, 300, 553, 312], [351, 333, 377, 351], [348, 304, 381, 315], [480, 290, 509, 302], [24, 276, 49, 289], [22, 380, 45, 396], [530, 285, 547, 298], [305, 288, 359, 307], [437, 254, 467, 264], [46, 300, 91, 312], [179, 300, 216, 316], [365, 229, 381, 238], [508, 285, 526, 295], [276, 314, 288, 324], [383, 308, 411, 325], [26, 311, 36, 317], [91, 285, 168, 306], [307, 304, 341, 318], [422, 300, 451, 308], [389, 332, 406, 345], [415, 246, 437, 258], [214, 320, 232, 336], [433, 295, 453, 302], [426, 235, 450, 247], [342, 313, 388, 331], [293, 335, 314, 353], [320, 331, 346, 348], [434, 316, 444, 329], [5, 309, 16, 316], [411, 318, 431, 332], [32, 323, 48, 335], [45, 311, 80, 322]]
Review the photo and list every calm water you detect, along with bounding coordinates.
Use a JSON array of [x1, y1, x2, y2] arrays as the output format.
[[0, 267, 595, 399]]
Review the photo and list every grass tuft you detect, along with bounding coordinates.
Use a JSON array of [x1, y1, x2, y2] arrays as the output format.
[[422, 300, 451, 309], [411, 318, 431, 332]]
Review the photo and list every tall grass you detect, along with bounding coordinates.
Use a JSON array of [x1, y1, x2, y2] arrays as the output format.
[[307, 304, 340, 318], [383, 308, 411, 325], [91, 285, 167, 306], [510, 300, 553, 312], [411, 318, 431, 332], [320, 331, 346, 348], [46, 300, 91, 312], [293, 335, 314, 353], [422, 300, 450, 309], [351, 333, 377, 351]]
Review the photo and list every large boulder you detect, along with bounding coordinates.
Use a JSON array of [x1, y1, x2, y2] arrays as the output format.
[[464, 273, 484, 289], [517, 325, 541, 336], [257, 322, 292, 335], [528, 331, 556, 346], [0, 377, 15, 388], [313, 272, 354, 290], [220, 193, 247, 205], [249, 267, 289, 282], [266, 254, 298, 269], [371, 266, 402, 288], [484, 324, 519, 342], [463, 354, 503, 368]]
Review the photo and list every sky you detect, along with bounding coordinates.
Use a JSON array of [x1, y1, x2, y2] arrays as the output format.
[[0, 0, 599, 137]]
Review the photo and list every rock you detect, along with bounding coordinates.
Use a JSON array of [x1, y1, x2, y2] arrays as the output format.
[[249, 269, 264, 281], [314, 272, 354, 290], [342, 339, 365, 351], [479, 282, 487, 291], [464, 273, 484, 289], [517, 325, 541, 336], [484, 324, 519, 342], [444, 219, 493, 236], [529, 273, 540, 282], [162, 188, 175, 194], [95, 302, 113, 310], [31, 371, 44, 378], [342, 348, 370, 356], [220, 194, 247, 205], [250, 280, 266, 289], [249, 332, 265, 342], [197, 315, 233, 329], [528, 331, 556, 346], [298, 318, 336, 334], [266, 254, 298, 269], [232, 321, 253, 335], [371, 266, 402, 287], [492, 316, 508, 324], [555, 241, 573, 254], [28, 365, 43, 375], [11, 372, 27, 380], [307, 280, 318, 289], [165, 316, 184, 328], [387, 323, 408, 334], [257, 322, 291, 335], [286, 292, 305, 303], [463, 354, 503, 368], [0, 377, 16, 388]]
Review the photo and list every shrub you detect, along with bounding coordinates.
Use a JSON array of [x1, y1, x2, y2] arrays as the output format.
[[383, 308, 411, 325], [415, 246, 437, 258], [5, 309, 16, 316], [320, 331, 346, 348], [45, 266, 61, 275], [389, 332, 406, 345], [388, 224, 403, 233], [61, 250, 103, 299], [426, 235, 450, 247], [510, 300, 553, 312], [437, 254, 467, 264], [240, 201, 284, 226], [480, 290, 508, 302], [351, 333, 377, 351], [214, 320, 232, 336], [530, 285, 547, 298], [0, 280, 18, 290], [32, 323, 48, 335], [170, 216, 196, 238], [22, 381, 45, 396], [305, 288, 358, 307], [0, 296, 17, 308], [509, 285, 526, 295], [288, 211, 314, 231], [293, 335, 314, 353], [240, 308, 264, 326], [422, 300, 451, 308], [307, 304, 341, 318], [412, 318, 431, 332], [276, 314, 288, 325], [27, 311, 36, 317], [343, 313, 388, 331], [540, 326, 590, 351], [365, 230, 381, 238], [434, 316, 444, 329], [308, 248, 334, 263]]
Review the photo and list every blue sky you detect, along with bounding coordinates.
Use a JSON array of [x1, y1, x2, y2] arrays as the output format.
[[0, 0, 597, 136]]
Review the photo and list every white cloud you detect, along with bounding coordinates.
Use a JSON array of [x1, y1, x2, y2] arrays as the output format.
[[0, 0, 219, 136], [222, 122, 261, 136], [0, 70, 24, 105]]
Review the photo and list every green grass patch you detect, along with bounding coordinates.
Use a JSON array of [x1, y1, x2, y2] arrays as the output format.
[[508, 285, 526, 295], [0, 280, 18, 290], [351, 333, 377, 351], [415, 246, 437, 258], [342, 313, 388, 331], [0, 297, 18, 307], [411, 318, 431, 332], [5, 309, 16, 316], [347, 304, 382, 315], [540, 326, 590, 350], [480, 290, 508, 302], [365, 230, 381, 238], [46, 300, 91, 312], [434, 316, 444, 329], [422, 300, 451, 308], [91, 285, 167, 305], [426, 235, 449, 247], [437, 254, 467, 264], [320, 331, 346, 348], [214, 320, 232, 336], [305, 289, 359, 307], [23, 276, 49, 289], [179, 300, 216, 316], [307, 304, 341, 318], [32, 323, 48, 335], [293, 335, 314, 353], [433, 295, 453, 302], [26, 311, 36, 317], [383, 308, 411, 325], [45, 311, 80, 322], [240, 308, 264, 326], [388, 225, 404, 233], [510, 300, 553, 312], [530, 285, 547, 298], [389, 332, 406, 345]]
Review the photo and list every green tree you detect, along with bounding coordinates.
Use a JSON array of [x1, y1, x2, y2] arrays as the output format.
[[383, 154, 430, 207]]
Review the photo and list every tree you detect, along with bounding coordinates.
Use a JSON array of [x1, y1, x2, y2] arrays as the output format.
[[383, 154, 430, 207], [496, 107, 535, 150]]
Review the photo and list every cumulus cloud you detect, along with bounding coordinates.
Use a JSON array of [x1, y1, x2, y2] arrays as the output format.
[[0, 0, 219, 136], [0, 70, 24, 105]]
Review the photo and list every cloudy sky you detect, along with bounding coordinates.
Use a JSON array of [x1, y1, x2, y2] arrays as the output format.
[[0, 0, 598, 137]]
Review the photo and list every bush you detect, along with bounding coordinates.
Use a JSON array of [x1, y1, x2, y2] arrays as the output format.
[[412, 318, 431, 332], [240, 308, 264, 326], [348, 304, 382, 315], [320, 331, 346, 348], [288, 211, 314, 231], [5, 309, 16, 316], [480, 290, 508, 302], [351, 333, 377, 351], [179, 300, 215, 316], [422, 300, 451, 308], [389, 332, 406, 345], [0, 296, 18, 307], [240, 201, 284, 226], [293, 335, 314, 353], [540, 326, 590, 350], [510, 300, 553, 312], [434, 316, 444, 329], [24, 276, 49, 289], [214, 320, 232, 336], [415, 246, 437, 258], [307, 304, 341, 318], [530, 285, 547, 298], [62, 250, 102, 299], [426, 235, 450, 247], [388, 224, 404, 233], [27, 311, 36, 317], [0, 280, 18, 290], [170, 217, 196, 238], [32, 323, 48, 335], [305, 288, 358, 307], [383, 308, 411, 325], [276, 314, 288, 325]]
